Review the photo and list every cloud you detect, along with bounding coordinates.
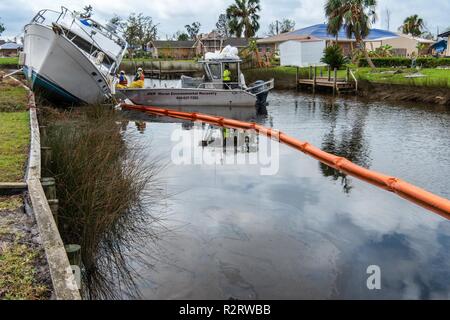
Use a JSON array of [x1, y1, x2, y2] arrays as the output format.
[[0, 0, 449, 40]]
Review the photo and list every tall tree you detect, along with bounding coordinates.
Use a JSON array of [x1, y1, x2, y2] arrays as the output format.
[[267, 19, 295, 36], [216, 14, 231, 38], [226, 0, 261, 38], [124, 13, 158, 50], [80, 5, 93, 18], [173, 31, 190, 41], [185, 22, 201, 40], [400, 15, 425, 37], [324, 0, 378, 69], [384, 8, 391, 30], [0, 18, 5, 36], [107, 15, 126, 33]]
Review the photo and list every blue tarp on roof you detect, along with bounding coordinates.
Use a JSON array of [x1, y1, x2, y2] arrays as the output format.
[[431, 40, 447, 53], [0, 42, 23, 50], [287, 24, 398, 41]]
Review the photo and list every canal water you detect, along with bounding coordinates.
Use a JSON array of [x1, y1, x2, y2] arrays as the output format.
[[121, 84, 450, 299]]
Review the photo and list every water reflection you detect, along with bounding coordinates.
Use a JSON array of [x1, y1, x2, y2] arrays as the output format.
[[119, 86, 450, 300], [319, 102, 371, 193]]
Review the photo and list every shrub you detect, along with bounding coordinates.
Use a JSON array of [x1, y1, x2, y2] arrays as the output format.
[[42, 106, 165, 299], [359, 57, 450, 68], [321, 45, 348, 69]]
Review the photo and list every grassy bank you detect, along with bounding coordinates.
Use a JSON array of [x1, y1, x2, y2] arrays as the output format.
[[0, 75, 52, 300], [0, 57, 19, 69], [355, 68, 450, 88], [0, 77, 29, 182], [0, 196, 51, 300], [0, 113, 29, 182], [243, 66, 450, 89]]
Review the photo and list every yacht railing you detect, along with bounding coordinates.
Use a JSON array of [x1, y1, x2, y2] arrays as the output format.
[[30, 7, 127, 74], [245, 79, 275, 94]]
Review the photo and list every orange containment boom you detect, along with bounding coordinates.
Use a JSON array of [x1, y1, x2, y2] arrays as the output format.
[[121, 103, 450, 220]]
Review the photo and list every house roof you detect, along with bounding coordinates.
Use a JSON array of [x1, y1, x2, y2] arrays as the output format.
[[258, 24, 399, 44], [151, 40, 196, 48], [394, 32, 435, 43], [258, 34, 322, 44], [431, 39, 447, 53], [0, 42, 23, 50], [438, 30, 450, 38], [222, 38, 251, 47]]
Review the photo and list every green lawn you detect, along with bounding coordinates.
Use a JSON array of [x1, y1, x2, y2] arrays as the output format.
[[0, 81, 30, 182], [354, 67, 450, 88], [0, 84, 29, 112], [0, 57, 19, 66], [0, 112, 30, 182]]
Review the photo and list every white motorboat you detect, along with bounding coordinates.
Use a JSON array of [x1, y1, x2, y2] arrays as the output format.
[[117, 58, 274, 110], [22, 7, 127, 104]]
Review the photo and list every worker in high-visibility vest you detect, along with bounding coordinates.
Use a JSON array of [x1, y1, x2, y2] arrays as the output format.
[[116, 70, 128, 89], [129, 67, 145, 88], [223, 64, 231, 89]]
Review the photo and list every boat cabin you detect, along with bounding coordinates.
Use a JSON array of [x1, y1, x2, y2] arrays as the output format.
[[196, 58, 244, 89]]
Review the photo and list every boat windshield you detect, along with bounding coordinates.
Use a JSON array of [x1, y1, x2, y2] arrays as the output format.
[[208, 63, 222, 81]]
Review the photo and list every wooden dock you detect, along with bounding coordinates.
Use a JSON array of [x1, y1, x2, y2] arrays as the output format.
[[296, 66, 358, 94]]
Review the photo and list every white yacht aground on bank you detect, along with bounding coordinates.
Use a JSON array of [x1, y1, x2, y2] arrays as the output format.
[[22, 7, 127, 104]]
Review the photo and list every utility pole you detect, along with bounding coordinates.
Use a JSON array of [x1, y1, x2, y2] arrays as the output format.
[[385, 8, 391, 31]]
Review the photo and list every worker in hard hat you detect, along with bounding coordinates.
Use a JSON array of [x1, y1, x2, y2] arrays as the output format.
[[223, 64, 231, 89], [129, 67, 145, 88], [116, 70, 128, 89]]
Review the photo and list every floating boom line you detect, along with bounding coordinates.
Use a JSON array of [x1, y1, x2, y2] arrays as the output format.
[[121, 103, 450, 220]]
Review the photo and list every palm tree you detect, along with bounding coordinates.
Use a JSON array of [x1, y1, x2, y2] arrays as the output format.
[[325, 0, 344, 42], [400, 15, 425, 37], [324, 0, 378, 69], [226, 0, 261, 38]]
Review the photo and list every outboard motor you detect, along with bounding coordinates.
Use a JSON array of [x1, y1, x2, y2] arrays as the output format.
[[249, 80, 269, 114]]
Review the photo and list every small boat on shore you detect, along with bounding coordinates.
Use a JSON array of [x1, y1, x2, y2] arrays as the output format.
[[22, 7, 127, 104], [117, 57, 274, 110]]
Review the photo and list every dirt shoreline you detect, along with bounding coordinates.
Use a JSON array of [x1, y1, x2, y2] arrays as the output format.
[[0, 194, 53, 299], [357, 81, 450, 106]]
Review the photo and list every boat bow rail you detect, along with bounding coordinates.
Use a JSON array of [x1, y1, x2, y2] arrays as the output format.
[[30, 6, 127, 74], [246, 79, 275, 95]]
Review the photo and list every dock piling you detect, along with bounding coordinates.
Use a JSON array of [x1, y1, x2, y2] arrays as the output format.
[[333, 68, 337, 95], [313, 66, 317, 94], [40, 147, 52, 176]]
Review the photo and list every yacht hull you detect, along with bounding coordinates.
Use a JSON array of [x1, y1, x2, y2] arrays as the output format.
[[23, 23, 111, 104]]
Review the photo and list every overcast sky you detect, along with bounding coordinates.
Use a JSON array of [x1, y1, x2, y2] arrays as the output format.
[[1, 0, 449, 40]]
